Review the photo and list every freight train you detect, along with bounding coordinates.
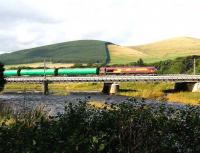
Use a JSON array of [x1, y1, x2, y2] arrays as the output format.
[[3, 66, 157, 77]]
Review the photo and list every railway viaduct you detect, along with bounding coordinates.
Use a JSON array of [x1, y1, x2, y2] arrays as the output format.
[[5, 75, 200, 95]]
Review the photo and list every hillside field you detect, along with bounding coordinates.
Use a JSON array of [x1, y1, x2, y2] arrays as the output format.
[[4, 62, 75, 69], [109, 37, 200, 64], [1, 37, 200, 66], [0, 40, 110, 65]]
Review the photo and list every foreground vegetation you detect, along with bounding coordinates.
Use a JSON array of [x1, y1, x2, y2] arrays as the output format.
[[0, 99, 200, 153], [4, 82, 200, 105]]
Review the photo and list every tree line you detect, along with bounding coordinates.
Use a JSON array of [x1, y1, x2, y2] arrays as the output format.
[[112, 56, 200, 74]]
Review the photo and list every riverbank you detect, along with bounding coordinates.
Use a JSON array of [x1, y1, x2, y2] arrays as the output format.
[[0, 98, 200, 153], [3, 82, 200, 105]]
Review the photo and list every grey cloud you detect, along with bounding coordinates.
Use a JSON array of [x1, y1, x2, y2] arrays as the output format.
[[0, 1, 61, 24], [0, 37, 20, 53]]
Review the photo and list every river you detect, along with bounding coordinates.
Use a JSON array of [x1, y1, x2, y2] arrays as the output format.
[[0, 92, 186, 116]]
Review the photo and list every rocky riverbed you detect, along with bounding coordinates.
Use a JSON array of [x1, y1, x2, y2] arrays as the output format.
[[0, 91, 186, 116]]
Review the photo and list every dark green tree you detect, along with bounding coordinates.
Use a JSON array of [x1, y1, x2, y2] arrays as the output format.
[[0, 62, 6, 92], [136, 58, 145, 66]]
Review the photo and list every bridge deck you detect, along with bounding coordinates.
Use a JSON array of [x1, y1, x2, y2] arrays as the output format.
[[5, 75, 200, 83]]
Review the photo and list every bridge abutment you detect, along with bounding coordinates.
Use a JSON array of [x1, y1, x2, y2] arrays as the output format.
[[102, 82, 119, 95], [174, 82, 200, 92]]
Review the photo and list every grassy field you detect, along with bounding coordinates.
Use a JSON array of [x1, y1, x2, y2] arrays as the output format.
[[109, 37, 200, 64], [4, 62, 74, 69], [133, 37, 200, 62], [3, 82, 200, 105]]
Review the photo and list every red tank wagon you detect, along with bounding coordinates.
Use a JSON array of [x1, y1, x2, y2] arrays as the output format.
[[99, 66, 157, 75]]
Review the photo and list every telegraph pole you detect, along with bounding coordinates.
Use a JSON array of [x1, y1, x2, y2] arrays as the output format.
[[193, 57, 196, 75], [44, 58, 46, 79], [43, 58, 49, 95]]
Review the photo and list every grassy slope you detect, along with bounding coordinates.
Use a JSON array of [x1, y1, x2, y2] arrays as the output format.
[[133, 37, 200, 62], [109, 37, 200, 64], [108, 44, 148, 64], [0, 40, 110, 65]]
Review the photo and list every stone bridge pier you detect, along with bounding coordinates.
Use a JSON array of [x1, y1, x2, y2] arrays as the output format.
[[174, 82, 200, 92], [102, 82, 119, 95]]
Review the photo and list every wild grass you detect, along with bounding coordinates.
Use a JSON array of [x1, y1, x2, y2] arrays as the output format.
[[119, 82, 200, 105], [49, 82, 102, 92], [0, 103, 15, 126], [167, 92, 200, 105], [0, 104, 48, 127], [4, 82, 102, 92], [118, 82, 172, 100], [4, 83, 42, 92]]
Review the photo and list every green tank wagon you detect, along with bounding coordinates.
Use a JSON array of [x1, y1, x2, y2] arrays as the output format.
[[57, 68, 98, 75], [4, 70, 19, 77], [20, 69, 56, 76]]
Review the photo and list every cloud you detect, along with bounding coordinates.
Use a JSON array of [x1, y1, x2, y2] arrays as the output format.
[[0, 0, 200, 53]]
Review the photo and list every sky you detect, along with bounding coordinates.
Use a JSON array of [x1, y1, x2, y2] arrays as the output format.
[[0, 0, 200, 53]]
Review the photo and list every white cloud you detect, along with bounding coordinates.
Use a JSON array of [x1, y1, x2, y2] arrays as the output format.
[[0, 0, 200, 53]]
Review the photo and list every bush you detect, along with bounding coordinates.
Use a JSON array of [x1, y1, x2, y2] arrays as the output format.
[[0, 62, 5, 92], [0, 100, 200, 152]]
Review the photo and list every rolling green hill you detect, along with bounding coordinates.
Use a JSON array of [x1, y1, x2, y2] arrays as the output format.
[[0, 40, 111, 65], [1, 37, 200, 66]]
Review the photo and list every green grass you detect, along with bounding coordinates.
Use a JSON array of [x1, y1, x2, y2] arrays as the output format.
[[0, 40, 110, 65]]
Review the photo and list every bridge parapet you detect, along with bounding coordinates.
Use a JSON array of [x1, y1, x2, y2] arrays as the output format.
[[5, 75, 200, 83]]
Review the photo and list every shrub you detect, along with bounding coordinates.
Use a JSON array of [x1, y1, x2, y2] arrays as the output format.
[[0, 100, 200, 152], [0, 62, 5, 92]]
